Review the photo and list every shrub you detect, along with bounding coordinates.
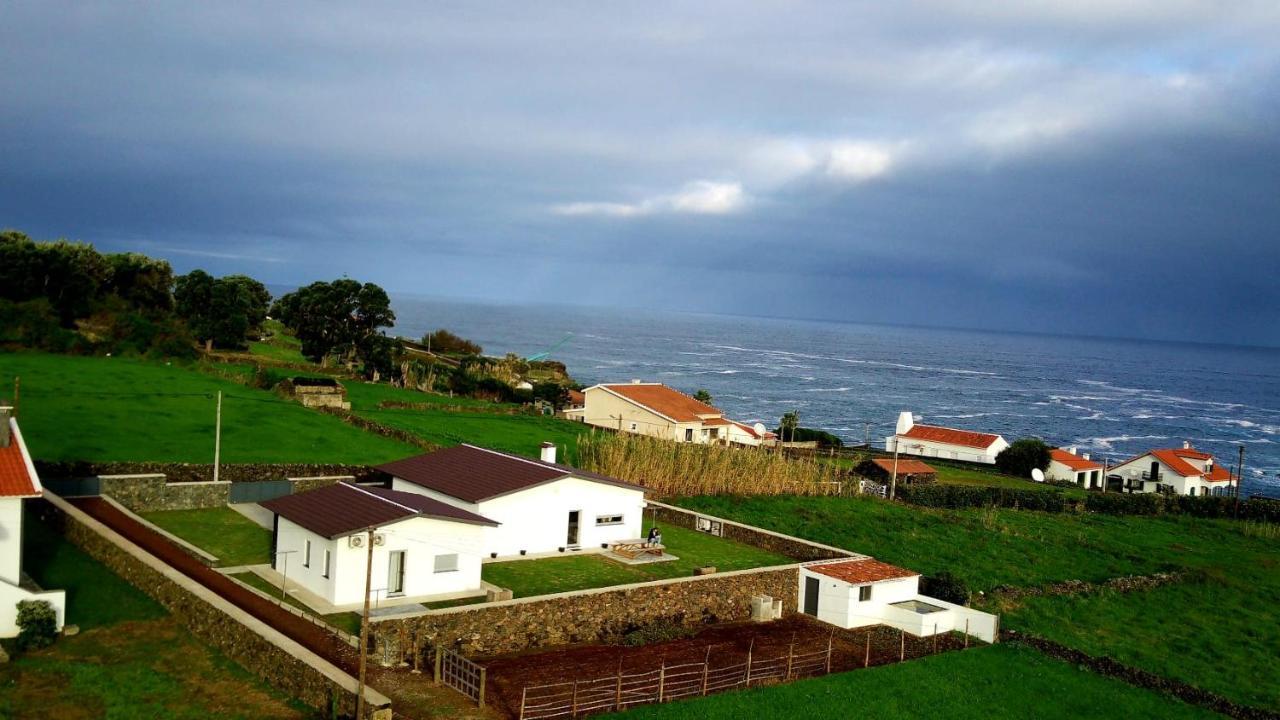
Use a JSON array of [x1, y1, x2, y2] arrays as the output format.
[[920, 572, 970, 606], [1085, 492, 1164, 516], [897, 484, 1069, 512], [621, 620, 696, 646], [995, 438, 1051, 479], [16, 600, 58, 651]]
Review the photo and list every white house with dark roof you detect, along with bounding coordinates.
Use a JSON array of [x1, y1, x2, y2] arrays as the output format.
[[1108, 442, 1237, 496], [884, 411, 1009, 464], [1, 407, 66, 638], [378, 443, 647, 558], [260, 482, 497, 608]]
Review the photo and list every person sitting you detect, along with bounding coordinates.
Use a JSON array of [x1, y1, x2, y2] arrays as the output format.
[[646, 526, 662, 547]]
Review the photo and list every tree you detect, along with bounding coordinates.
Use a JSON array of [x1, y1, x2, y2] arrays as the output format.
[[103, 252, 175, 312], [779, 411, 800, 443], [996, 437, 1052, 478], [423, 328, 482, 355], [692, 389, 713, 404], [274, 279, 396, 366], [533, 382, 572, 410], [223, 275, 271, 334], [174, 270, 258, 350]]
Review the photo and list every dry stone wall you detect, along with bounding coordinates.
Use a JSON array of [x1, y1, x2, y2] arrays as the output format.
[[35, 460, 377, 484], [372, 566, 799, 659]]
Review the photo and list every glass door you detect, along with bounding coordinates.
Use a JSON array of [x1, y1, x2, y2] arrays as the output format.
[[387, 550, 405, 595]]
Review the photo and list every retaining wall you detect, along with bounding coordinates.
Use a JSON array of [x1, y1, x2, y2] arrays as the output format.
[[42, 471, 351, 513], [35, 460, 377, 484], [648, 501, 859, 561], [371, 565, 801, 658], [35, 493, 390, 719]]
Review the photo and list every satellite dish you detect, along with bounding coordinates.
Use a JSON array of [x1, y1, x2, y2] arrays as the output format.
[[753, 422, 767, 436], [1031, 468, 1045, 483]]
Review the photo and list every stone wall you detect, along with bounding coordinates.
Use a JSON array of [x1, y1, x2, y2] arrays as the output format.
[[34, 495, 390, 719], [35, 460, 379, 484], [98, 475, 231, 512], [648, 501, 857, 562], [371, 566, 800, 658]]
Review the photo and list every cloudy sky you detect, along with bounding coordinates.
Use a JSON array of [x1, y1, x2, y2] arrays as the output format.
[[3, 2, 1278, 345]]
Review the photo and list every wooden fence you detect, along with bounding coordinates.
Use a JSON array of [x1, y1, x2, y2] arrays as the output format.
[[435, 645, 488, 707], [517, 636, 832, 719]]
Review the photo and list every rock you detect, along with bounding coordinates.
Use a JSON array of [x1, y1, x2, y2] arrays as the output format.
[[62, 624, 80, 637]]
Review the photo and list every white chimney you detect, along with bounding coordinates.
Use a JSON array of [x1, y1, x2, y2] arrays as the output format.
[[540, 442, 557, 464], [895, 411, 914, 436], [631, 379, 642, 384], [1068, 447, 1078, 455], [0, 407, 11, 448], [1082, 452, 1091, 461], [1183, 440, 1192, 450]]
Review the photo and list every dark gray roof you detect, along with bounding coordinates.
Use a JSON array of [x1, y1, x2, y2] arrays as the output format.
[[375, 444, 645, 503], [261, 481, 497, 539]]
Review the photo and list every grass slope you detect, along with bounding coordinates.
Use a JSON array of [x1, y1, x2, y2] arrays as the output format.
[[142, 507, 273, 567], [0, 351, 417, 463], [613, 643, 1217, 720]]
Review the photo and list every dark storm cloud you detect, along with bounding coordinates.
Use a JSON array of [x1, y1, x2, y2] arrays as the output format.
[[2, 2, 1278, 344]]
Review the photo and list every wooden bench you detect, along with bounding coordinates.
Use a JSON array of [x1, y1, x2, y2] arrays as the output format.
[[610, 540, 665, 559]]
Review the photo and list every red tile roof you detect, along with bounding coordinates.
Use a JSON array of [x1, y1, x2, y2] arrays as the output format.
[[1050, 449, 1103, 471], [809, 559, 919, 585], [1113, 446, 1235, 482], [870, 458, 937, 475], [261, 482, 497, 539], [1149, 449, 1205, 478], [377, 444, 644, 503], [597, 383, 722, 422], [1205, 464, 1234, 482], [901, 424, 1002, 449], [1172, 448, 1213, 461], [0, 420, 40, 498], [567, 390, 585, 406]]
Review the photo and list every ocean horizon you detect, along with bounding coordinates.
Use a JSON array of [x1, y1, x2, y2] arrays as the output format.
[[383, 293, 1280, 498]]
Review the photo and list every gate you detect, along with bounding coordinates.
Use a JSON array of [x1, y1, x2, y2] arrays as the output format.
[[435, 646, 487, 707], [42, 476, 101, 497], [228, 480, 292, 504]]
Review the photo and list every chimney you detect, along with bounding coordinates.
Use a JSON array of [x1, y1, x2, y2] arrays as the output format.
[[630, 379, 642, 384], [1183, 440, 1192, 450], [540, 442, 557, 464], [1082, 452, 1091, 461], [1068, 446, 1078, 455], [895, 411, 914, 436], [0, 407, 11, 448]]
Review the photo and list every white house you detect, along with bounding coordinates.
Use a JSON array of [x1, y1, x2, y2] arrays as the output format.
[[1046, 448, 1104, 489], [0, 407, 66, 638], [581, 382, 731, 444], [261, 482, 497, 608], [378, 443, 647, 557], [558, 389, 586, 422], [725, 420, 777, 448], [799, 558, 998, 643], [884, 411, 1009, 464], [1108, 443, 1236, 496]]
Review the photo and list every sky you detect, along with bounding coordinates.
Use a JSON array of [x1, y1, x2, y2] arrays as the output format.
[[3, 2, 1279, 346]]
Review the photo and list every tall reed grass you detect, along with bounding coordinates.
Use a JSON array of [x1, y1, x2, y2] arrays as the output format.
[[576, 431, 848, 497]]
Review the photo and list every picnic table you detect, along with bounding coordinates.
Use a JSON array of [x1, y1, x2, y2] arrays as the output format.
[[610, 539, 666, 559]]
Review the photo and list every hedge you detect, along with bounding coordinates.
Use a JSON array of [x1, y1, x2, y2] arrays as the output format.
[[897, 484, 1069, 512]]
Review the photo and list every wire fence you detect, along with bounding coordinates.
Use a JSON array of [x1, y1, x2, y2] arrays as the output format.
[[516, 636, 834, 720]]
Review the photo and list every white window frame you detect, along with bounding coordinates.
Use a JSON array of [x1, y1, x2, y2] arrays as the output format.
[[434, 553, 459, 574], [322, 549, 331, 579], [303, 539, 311, 568], [858, 585, 872, 602]]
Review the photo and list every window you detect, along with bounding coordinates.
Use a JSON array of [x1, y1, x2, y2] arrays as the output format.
[[322, 549, 331, 579], [629, 422, 638, 431], [596, 514, 624, 526], [709, 428, 719, 439], [434, 553, 459, 573], [1189, 487, 1196, 497], [684, 428, 694, 442], [858, 585, 872, 602], [303, 540, 311, 568]]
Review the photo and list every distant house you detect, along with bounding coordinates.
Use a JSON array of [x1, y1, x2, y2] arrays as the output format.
[[0, 407, 66, 638], [1108, 442, 1236, 496], [581, 381, 733, 444], [858, 458, 938, 485], [261, 481, 496, 607], [378, 443, 647, 557], [800, 558, 997, 642], [884, 412, 1009, 464], [725, 420, 777, 448], [559, 389, 586, 422], [1046, 448, 1104, 489]]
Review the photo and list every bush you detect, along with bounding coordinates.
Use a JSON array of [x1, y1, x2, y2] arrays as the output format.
[[1084, 492, 1164, 516], [897, 484, 1069, 512], [920, 572, 970, 606], [995, 438, 1051, 479], [15, 600, 58, 651], [621, 620, 696, 646]]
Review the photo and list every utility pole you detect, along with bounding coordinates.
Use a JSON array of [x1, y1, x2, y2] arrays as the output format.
[[213, 391, 222, 484], [275, 550, 297, 605], [890, 437, 901, 501], [11, 377, 18, 417], [864, 422, 871, 449], [1235, 445, 1245, 519], [356, 528, 376, 720]]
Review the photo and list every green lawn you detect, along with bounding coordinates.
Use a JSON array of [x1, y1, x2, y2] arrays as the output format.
[[0, 351, 418, 463], [351, 402, 590, 462], [613, 643, 1217, 720], [247, 320, 309, 364], [142, 507, 273, 567], [482, 525, 793, 597], [228, 572, 362, 636], [825, 455, 1083, 496]]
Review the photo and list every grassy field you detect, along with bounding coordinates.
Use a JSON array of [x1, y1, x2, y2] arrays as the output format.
[[2, 512, 314, 720], [143, 507, 273, 567], [246, 320, 310, 364], [482, 525, 793, 597], [824, 454, 1084, 496], [613, 643, 1218, 720], [675, 494, 1280, 712], [0, 351, 418, 463]]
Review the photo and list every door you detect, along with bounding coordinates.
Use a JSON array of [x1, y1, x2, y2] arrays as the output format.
[[803, 576, 820, 616], [566, 510, 580, 546], [387, 550, 405, 595]]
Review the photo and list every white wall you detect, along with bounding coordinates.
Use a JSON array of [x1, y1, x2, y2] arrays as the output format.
[[273, 515, 488, 607], [0, 497, 22, 586], [883, 435, 1006, 464], [0, 581, 66, 638], [800, 568, 920, 629]]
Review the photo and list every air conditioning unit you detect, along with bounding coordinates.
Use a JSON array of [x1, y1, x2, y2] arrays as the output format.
[[372, 533, 386, 547], [349, 535, 364, 548]]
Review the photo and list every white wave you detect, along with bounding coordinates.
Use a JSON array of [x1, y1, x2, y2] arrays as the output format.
[[803, 387, 855, 393], [1077, 434, 1169, 450]]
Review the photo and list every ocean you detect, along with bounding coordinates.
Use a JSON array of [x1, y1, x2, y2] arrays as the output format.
[[389, 295, 1280, 497]]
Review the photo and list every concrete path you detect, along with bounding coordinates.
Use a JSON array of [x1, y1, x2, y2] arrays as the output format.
[[229, 502, 274, 529]]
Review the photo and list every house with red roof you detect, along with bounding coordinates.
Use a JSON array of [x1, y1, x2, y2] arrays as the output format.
[[0, 407, 66, 637], [581, 381, 732, 444], [799, 557, 998, 642], [1046, 447, 1105, 488], [380, 443, 647, 558], [724, 419, 777, 448], [884, 411, 1009, 464], [1108, 442, 1237, 496]]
